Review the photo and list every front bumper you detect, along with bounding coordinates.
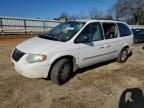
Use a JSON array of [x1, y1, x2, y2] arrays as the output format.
[[11, 59, 51, 78]]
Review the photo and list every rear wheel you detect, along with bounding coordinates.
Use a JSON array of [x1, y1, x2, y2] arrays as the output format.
[[117, 48, 128, 63], [50, 58, 72, 85], [133, 37, 138, 43]]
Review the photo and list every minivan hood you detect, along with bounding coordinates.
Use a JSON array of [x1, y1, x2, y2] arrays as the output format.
[[16, 37, 63, 53]]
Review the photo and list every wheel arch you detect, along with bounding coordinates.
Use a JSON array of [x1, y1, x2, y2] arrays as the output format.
[[123, 45, 129, 49], [120, 44, 130, 53], [47, 55, 77, 79]]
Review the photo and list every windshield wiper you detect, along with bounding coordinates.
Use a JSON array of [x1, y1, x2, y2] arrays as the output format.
[[39, 34, 59, 41], [45, 33, 55, 37]]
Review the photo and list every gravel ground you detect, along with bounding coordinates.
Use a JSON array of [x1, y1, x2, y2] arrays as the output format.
[[0, 36, 144, 108]]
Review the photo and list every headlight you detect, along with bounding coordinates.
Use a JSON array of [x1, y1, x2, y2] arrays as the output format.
[[25, 54, 47, 63]]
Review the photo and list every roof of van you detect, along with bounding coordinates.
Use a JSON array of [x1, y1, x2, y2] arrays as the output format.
[[73, 19, 125, 23]]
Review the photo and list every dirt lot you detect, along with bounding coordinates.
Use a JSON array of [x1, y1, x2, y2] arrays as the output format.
[[0, 36, 144, 108]]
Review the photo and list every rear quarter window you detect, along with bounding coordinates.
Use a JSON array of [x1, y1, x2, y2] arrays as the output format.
[[117, 23, 132, 37]]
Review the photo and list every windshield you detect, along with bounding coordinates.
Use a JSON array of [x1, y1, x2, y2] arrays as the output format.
[[39, 21, 85, 42], [132, 28, 144, 37]]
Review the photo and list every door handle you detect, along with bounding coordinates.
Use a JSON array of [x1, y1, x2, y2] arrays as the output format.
[[98, 46, 105, 49], [104, 45, 111, 48]]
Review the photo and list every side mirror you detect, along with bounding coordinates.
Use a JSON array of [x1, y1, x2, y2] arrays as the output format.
[[75, 35, 89, 43]]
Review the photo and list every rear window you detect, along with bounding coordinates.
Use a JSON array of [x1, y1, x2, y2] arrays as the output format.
[[117, 23, 132, 37]]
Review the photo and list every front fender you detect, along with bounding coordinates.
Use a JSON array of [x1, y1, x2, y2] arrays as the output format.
[[48, 52, 79, 72]]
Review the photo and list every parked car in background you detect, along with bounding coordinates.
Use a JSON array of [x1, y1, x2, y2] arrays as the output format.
[[11, 20, 133, 85], [130, 25, 144, 43]]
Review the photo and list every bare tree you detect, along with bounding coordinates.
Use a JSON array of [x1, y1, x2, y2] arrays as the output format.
[[60, 12, 69, 19], [114, 0, 144, 24], [89, 8, 102, 19], [69, 15, 78, 20], [103, 9, 114, 20], [104, 15, 113, 20], [78, 12, 89, 19]]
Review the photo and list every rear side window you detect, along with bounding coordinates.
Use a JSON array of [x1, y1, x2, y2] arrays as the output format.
[[117, 23, 132, 37], [102, 23, 118, 39]]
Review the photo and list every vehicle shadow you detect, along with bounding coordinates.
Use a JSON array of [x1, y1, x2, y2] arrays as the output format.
[[71, 51, 133, 81], [75, 51, 133, 74], [119, 88, 144, 108]]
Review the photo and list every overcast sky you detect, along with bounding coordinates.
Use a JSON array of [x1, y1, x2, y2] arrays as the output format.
[[0, 0, 117, 19]]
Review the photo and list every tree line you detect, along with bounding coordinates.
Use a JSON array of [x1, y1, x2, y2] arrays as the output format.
[[114, 0, 144, 25], [55, 8, 113, 21], [55, 0, 144, 25]]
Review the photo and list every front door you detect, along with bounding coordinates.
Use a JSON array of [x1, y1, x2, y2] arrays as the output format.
[[75, 22, 115, 68]]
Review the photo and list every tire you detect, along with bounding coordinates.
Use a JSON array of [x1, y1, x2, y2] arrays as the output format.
[[117, 48, 128, 63], [50, 58, 72, 85]]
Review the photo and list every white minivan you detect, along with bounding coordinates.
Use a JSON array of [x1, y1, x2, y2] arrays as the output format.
[[11, 20, 133, 84]]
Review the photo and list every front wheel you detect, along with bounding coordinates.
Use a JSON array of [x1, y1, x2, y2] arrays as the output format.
[[117, 48, 128, 63], [50, 59, 72, 85]]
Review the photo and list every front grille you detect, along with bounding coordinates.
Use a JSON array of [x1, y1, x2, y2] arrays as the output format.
[[12, 49, 25, 62]]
